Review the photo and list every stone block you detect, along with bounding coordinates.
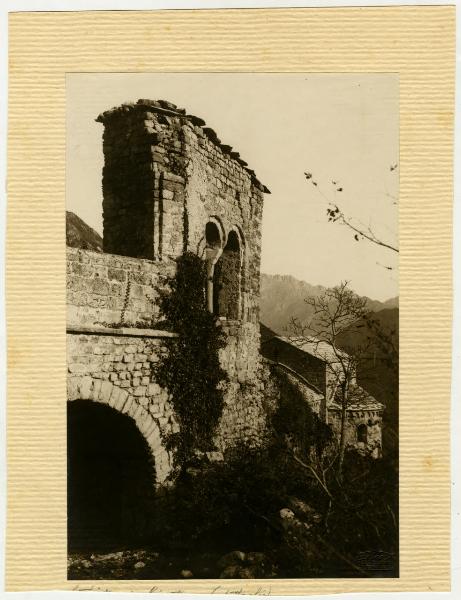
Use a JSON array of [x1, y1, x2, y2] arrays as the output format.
[[108, 384, 122, 407], [133, 386, 147, 397], [67, 377, 80, 401], [129, 403, 144, 422], [113, 388, 129, 412], [147, 429, 162, 453], [89, 378, 102, 401], [100, 380, 113, 403], [78, 376, 93, 399], [91, 278, 110, 296], [107, 268, 127, 282], [68, 363, 87, 374], [148, 382, 161, 396]]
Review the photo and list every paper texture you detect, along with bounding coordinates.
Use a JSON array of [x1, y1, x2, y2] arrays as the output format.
[[6, 6, 455, 593]]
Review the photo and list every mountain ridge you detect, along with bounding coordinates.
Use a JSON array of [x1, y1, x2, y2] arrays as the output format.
[[260, 272, 398, 335], [66, 211, 103, 252]]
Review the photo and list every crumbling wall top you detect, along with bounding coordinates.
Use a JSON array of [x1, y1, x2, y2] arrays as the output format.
[[96, 99, 270, 194]]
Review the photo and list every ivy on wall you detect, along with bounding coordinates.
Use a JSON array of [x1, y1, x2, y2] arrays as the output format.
[[155, 252, 228, 471]]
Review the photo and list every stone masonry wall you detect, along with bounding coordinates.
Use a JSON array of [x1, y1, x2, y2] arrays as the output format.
[[97, 99, 268, 326], [328, 408, 383, 458], [67, 330, 177, 483], [67, 323, 274, 482], [216, 321, 274, 449], [67, 99, 274, 484], [67, 249, 273, 468], [181, 116, 265, 326], [67, 247, 175, 329]]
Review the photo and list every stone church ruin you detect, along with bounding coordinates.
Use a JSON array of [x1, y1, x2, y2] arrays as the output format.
[[67, 99, 276, 548], [67, 98, 383, 550]]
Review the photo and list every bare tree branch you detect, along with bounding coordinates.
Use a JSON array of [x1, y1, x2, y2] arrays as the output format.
[[304, 168, 399, 255], [288, 281, 379, 478], [326, 204, 399, 253]]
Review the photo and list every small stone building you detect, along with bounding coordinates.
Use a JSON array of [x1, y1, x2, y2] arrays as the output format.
[[260, 329, 384, 458]]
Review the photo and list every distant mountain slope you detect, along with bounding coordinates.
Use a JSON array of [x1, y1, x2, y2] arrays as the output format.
[[66, 211, 103, 252], [381, 296, 399, 309], [260, 273, 398, 335]]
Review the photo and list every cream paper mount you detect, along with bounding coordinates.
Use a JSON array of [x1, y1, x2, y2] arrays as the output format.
[[6, 6, 455, 594]]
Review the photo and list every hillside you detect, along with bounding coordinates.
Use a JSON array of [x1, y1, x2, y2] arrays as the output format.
[[260, 273, 398, 335], [66, 211, 103, 252]]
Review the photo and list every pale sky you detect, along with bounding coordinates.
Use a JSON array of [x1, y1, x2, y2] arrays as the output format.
[[67, 73, 398, 301]]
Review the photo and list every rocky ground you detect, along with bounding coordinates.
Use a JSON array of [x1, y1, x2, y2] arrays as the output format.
[[68, 500, 323, 580], [68, 548, 278, 580], [68, 499, 396, 579]]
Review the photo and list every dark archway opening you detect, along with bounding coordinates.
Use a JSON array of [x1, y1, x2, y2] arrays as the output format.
[[68, 400, 156, 552], [213, 231, 241, 319], [205, 221, 223, 314], [357, 423, 368, 444], [205, 221, 221, 249]]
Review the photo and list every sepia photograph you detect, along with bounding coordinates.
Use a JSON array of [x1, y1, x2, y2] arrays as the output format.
[[65, 72, 399, 580]]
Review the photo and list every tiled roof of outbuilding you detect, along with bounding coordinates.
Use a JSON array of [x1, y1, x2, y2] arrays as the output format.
[[330, 384, 384, 412]]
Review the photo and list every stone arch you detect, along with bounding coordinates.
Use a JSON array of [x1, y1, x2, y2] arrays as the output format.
[[227, 225, 245, 254], [67, 375, 172, 484], [213, 228, 243, 319], [230, 226, 247, 315]]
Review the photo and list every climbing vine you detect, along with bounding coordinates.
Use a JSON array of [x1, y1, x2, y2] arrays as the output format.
[[155, 252, 228, 471], [120, 278, 132, 326]]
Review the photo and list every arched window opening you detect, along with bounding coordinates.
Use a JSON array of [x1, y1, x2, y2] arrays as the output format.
[[214, 230, 242, 320], [357, 423, 368, 444], [205, 221, 221, 249], [204, 221, 223, 313]]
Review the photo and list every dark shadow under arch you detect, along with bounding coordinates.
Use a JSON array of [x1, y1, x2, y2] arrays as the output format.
[[67, 400, 156, 552]]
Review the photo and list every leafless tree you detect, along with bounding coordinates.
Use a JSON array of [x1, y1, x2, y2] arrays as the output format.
[[290, 281, 374, 478]]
